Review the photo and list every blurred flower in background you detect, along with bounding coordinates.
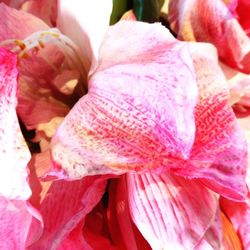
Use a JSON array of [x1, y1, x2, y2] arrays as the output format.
[[0, 0, 249, 249]]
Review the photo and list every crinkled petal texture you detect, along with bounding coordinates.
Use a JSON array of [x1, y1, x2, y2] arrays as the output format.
[[0, 48, 42, 248], [50, 21, 198, 179], [220, 195, 250, 249], [171, 43, 248, 201], [57, 0, 112, 75], [168, 0, 250, 73], [127, 172, 218, 250]]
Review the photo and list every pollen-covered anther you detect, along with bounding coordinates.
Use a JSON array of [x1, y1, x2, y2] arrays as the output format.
[[38, 40, 45, 49], [15, 39, 26, 50], [12, 29, 87, 78]]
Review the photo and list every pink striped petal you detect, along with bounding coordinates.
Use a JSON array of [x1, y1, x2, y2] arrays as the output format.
[[28, 176, 108, 249], [107, 177, 151, 250], [127, 172, 218, 250], [168, 0, 250, 73], [172, 44, 248, 201], [220, 195, 250, 249], [50, 21, 198, 179], [195, 209, 223, 250]]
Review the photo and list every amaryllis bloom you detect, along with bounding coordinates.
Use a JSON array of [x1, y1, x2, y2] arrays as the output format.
[[0, 0, 249, 249], [168, 0, 250, 73]]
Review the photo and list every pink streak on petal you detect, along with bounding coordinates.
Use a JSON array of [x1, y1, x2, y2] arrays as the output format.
[[168, 0, 250, 73], [107, 177, 151, 250], [127, 172, 218, 250], [28, 176, 108, 249], [50, 21, 198, 179], [172, 43, 248, 201], [220, 195, 250, 249], [0, 48, 31, 199], [0, 198, 42, 249], [195, 208, 223, 250]]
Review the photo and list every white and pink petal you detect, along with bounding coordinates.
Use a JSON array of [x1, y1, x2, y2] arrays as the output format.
[[50, 21, 198, 179], [127, 172, 218, 250]]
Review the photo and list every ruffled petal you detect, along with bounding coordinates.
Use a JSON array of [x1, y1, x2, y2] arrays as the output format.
[[127, 172, 218, 250], [57, 0, 113, 75], [168, 0, 250, 73], [172, 43, 248, 201], [50, 21, 198, 179], [28, 176, 108, 249]]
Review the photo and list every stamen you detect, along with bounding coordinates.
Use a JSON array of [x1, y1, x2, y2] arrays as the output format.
[[0, 29, 87, 81]]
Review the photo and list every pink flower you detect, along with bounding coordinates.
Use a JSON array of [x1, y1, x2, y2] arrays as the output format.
[[0, 1, 249, 249], [168, 0, 250, 73]]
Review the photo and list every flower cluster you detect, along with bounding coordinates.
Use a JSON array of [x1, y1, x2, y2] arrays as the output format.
[[0, 0, 249, 249]]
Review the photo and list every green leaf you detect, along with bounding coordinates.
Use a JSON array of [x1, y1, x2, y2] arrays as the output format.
[[133, 0, 164, 23], [110, 0, 133, 24]]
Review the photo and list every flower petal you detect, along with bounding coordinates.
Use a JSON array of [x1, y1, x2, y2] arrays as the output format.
[[50, 21, 198, 179], [168, 0, 250, 73], [172, 43, 248, 201], [0, 48, 31, 199], [0, 198, 42, 249], [236, 0, 250, 33], [20, 0, 58, 26], [127, 172, 218, 250], [220, 195, 250, 249], [107, 177, 151, 250], [195, 209, 223, 250], [0, 2, 48, 41], [0, 4, 80, 137], [57, 0, 113, 74], [28, 176, 108, 249]]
